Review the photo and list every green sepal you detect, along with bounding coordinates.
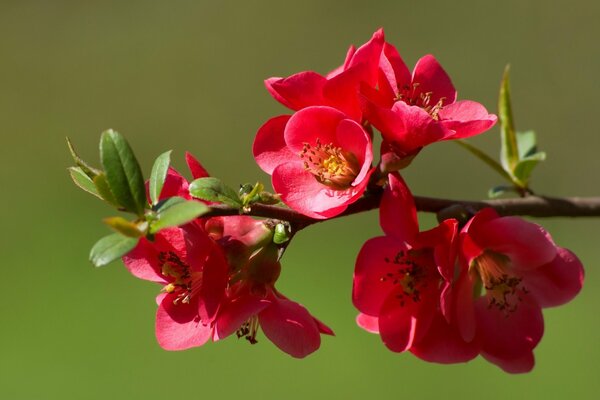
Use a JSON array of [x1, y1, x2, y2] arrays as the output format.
[[189, 177, 242, 208], [66, 137, 101, 178], [149, 197, 209, 233], [89, 233, 139, 267], [149, 150, 172, 206], [273, 223, 291, 244], [68, 167, 102, 199], [99, 130, 147, 216], [103, 216, 147, 238]]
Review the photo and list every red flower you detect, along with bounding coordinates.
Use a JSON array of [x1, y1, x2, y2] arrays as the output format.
[[123, 223, 228, 350], [154, 152, 209, 201], [253, 106, 374, 219], [362, 46, 497, 161], [353, 173, 477, 362], [265, 29, 385, 121], [208, 216, 334, 358], [453, 208, 584, 373]]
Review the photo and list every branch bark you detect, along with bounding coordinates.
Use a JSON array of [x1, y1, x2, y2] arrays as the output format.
[[201, 192, 600, 230]]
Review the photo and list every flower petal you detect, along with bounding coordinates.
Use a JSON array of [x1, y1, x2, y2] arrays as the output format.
[[379, 172, 418, 241], [214, 291, 270, 340], [353, 236, 409, 315], [185, 152, 210, 179], [155, 296, 212, 351], [259, 297, 322, 358], [521, 247, 584, 308], [334, 118, 373, 184], [410, 312, 479, 364], [482, 350, 535, 374], [356, 313, 379, 334], [253, 115, 294, 175], [265, 72, 327, 111], [475, 293, 544, 360], [284, 106, 346, 153], [439, 100, 497, 139], [411, 54, 457, 106]]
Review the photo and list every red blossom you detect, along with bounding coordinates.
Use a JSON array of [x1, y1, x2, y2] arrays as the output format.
[[452, 208, 585, 372], [361, 46, 497, 162], [353, 173, 477, 362], [254, 106, 374, 219]]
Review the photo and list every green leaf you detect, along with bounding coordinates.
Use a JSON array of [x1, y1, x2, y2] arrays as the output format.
[[149, 150, 172, 206], [189, 177, 242, 207], [66, 137, 101, 178], [89, 233, 138, 267], [103, 216, 147, 238], [516, 130, 538, 159], [513, 152, 546, 184], [68, 167, 102, 199], [93, 173, 121, 208], [455, 140, 515, 183], [149, 199, 209, 233], [99, 130, 147, 215], [488, 185, 520, 198], [499, 65, 520, 173]]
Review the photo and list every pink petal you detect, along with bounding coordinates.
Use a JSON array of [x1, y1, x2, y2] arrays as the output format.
[[482, 350, 535, 374], [379, 172, 418, 241], [159, 168, 190, 200], [214, 292, 270, 340], [475, 293, 544, 360], [265, 72, 327, 111], [389, 101, 450, 150], [334, 119, 373, 183], [346, 28, 385, 86], [122, 237, 166, 283], [410, 312, 479, 364], [323, 66, 366, 121], [185, 152, 210, 179], [411, 54, 457, 106], [356, 313, 379, 334], [455, 270, 477, 342], [439, 100, 497, 139], [475, 216, 558, 269], [326, 45, 356, 79], [284, 106, 346, 153], [353, 236, 409, 315], [155, 296, 212, 351], [521, 247, 584, 308], [259, 297, 322, 358], [378, 42, 411, 99], [197, 246, 228, 321], [272, 162, 358, 219], [253, 115, 294, 175], [378, 290, 436, 352]]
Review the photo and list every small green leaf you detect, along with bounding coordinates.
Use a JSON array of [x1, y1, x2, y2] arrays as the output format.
[[488, 185, 520, 198], [455, 140, 515, 183], [68, 167, 102, 199], [499, 65, 519, 173], [100, 130, 147, 215], [516, 130, 538, 159], [189, 177, 242, 207], [93, 173, 121, 208], [89, 233, 138, 267], [66, 137, 101, 178], [103, 216, 147, 238], [149, 199, 209, 233], [241, 182, 264, 206], [513, 152, 546, 184], [149, 150, 172, 206]]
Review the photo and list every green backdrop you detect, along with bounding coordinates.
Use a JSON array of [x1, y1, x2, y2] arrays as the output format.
[[1, 1, 598, 399]]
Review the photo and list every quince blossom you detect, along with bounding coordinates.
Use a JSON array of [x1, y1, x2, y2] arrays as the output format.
[[361, 45, 497, 161], [452, 208, 584, 372], [254, 106, 374, 219]]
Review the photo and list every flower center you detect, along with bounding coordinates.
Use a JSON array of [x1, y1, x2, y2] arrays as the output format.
[[159, 251, 199, 306], [300, 138, 360, 190], [236, 315, 259, 344], [396, 82, 445, 120], [470, 250, 528, 316], [380, 249, 433, 306]]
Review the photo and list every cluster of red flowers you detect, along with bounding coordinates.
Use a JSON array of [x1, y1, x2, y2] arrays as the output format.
[[122, 29, 583, 372]]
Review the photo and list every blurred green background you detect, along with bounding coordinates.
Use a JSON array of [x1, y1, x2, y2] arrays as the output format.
[[1, 1, 598, 398]]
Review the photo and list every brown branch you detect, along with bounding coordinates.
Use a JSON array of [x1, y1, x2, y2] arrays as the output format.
[[202, 192, 600, 230]]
